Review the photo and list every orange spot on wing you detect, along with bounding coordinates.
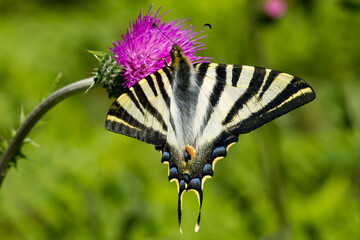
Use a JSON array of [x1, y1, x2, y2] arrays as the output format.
[[185, 145, 195, 160]]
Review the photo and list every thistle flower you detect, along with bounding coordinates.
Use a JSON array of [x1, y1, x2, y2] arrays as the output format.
[[110, 4, 210, 88]]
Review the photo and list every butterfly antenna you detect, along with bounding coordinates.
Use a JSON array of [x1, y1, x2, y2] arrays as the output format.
[[152, 23, 173, 63], [152, 23, 176, 46], [180, 23, 212, 49], [197, 23, 212, 36]]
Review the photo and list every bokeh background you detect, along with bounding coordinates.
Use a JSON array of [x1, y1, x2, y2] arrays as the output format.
[[1, 0, 359, 239]]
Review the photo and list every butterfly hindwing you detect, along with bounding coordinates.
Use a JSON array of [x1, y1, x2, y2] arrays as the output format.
[[105, 67, 173, 146]]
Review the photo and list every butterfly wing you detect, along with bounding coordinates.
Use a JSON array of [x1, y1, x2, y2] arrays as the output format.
[[198, 63, 316, 135], [105, 67, 173, 146], [190, 63, 315, 178]]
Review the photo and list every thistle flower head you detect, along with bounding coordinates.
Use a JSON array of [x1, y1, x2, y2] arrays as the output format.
[[110, 4, 210, 88]]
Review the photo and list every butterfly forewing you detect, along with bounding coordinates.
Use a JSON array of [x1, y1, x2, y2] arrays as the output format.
[[105, 67, 173, 146], [194, 63, 315, 138]]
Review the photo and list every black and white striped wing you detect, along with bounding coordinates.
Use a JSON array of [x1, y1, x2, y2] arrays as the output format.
[[197, 63, 315, 135], [191, 63, 315, 176], [105, 67, 172, 146]]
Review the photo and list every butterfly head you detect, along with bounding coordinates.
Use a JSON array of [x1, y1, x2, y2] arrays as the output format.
[[169, 44, 192, 70], [170, 44, 183, 58]]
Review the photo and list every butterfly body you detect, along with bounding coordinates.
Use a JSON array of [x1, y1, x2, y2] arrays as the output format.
[[105, 44, 315, 232]]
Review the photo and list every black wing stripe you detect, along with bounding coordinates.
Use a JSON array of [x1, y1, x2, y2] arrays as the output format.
[[132, 84, 168, 131], [196, 63, 209, 87], [259, 69, 280, 99], [154, 71, 171, 109], [126, 89, 144, 115], [223, 66, 266, 125], [199, 64, 227, 135], [231, 77, 315, 134], [154, 69, 176, 133], [106, 101, 142, 131], [231, 65, 242, 87], [145, 75, 158, 96], [106, 104, 166, 145], [193, 63, 210, 135], [163, 66, 173, 84]]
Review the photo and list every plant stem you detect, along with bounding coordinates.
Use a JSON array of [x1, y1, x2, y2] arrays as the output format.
[[0, 77, 96, 187]]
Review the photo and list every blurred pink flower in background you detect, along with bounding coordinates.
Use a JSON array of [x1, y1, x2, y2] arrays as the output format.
[[264, 0, 287, 19]]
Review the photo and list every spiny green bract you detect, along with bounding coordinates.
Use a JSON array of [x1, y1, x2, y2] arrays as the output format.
[[90, 50, 126, 99]]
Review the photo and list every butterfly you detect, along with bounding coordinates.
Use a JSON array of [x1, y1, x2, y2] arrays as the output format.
[[105, 44, 315, 232]]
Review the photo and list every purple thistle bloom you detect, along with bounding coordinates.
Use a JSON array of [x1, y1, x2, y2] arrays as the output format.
[[110, 4, 211, 88]]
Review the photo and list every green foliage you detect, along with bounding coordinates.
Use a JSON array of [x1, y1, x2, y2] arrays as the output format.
[[0, 129, 25, 169], [0, 0, 359, 239], [0, 109, 39, 170]]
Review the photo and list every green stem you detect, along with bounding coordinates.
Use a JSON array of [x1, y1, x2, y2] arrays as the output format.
[[0, 77, 95, 187]]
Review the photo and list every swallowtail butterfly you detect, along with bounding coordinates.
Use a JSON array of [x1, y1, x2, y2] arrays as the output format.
[[105, 44, 315, 232]]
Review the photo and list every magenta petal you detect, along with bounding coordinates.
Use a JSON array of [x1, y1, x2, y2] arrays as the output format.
[[110, 5, 210, 88]]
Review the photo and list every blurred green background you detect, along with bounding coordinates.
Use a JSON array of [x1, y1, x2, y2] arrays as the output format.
[[1, 0, 359, 239]]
